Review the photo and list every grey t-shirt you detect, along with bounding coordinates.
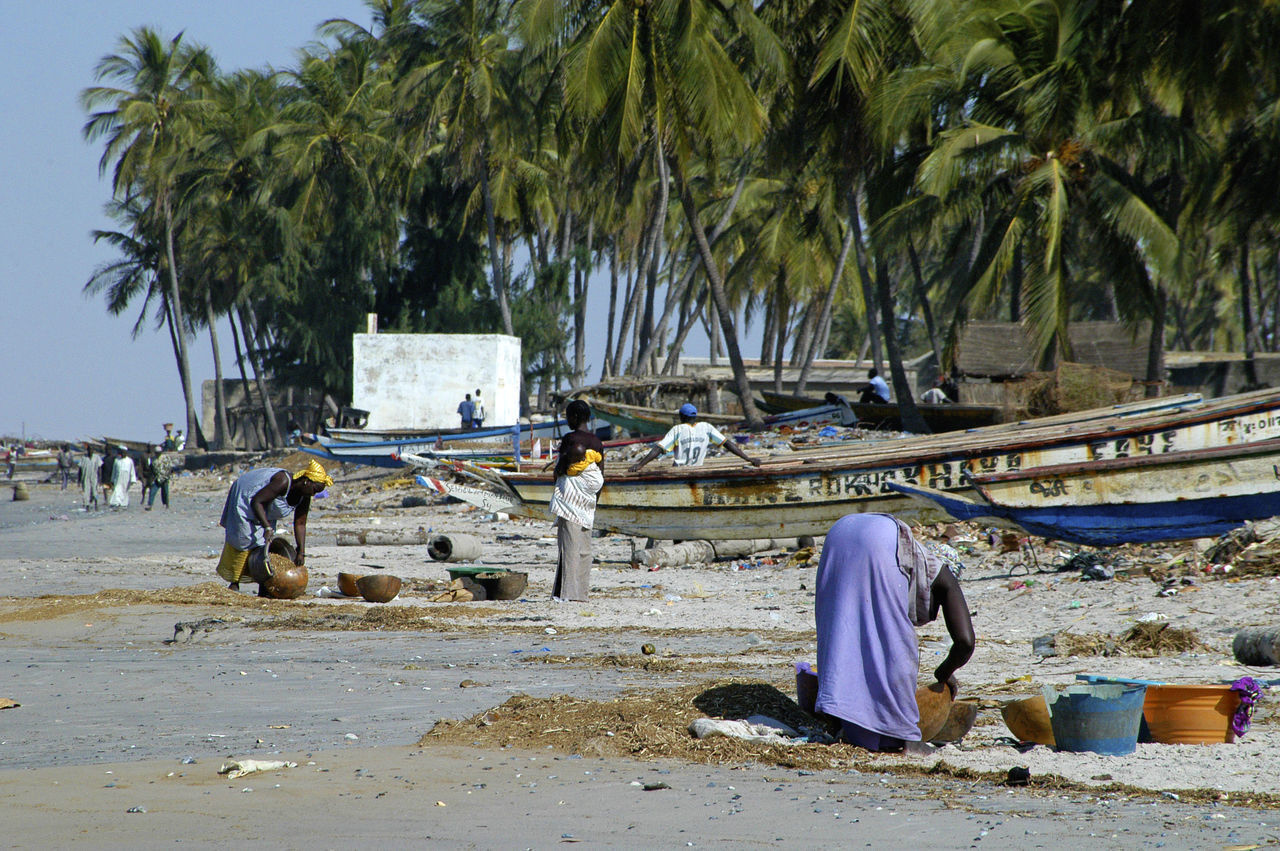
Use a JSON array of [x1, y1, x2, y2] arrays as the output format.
[[219, 467, 293, 550]]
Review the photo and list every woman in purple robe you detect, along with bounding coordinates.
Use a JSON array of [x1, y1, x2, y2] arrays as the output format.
[[814, 514, 974, 752]]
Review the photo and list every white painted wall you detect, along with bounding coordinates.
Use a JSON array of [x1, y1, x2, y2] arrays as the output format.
[[352, 334, 522, 429]]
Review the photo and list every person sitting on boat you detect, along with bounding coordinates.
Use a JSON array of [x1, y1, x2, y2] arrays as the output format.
[[549, 400, 606, 602], [921, 375, 952, 405], [859, 368, 891, 404], [629, 403, 761, 471], [815, 513, 973, 752], [216, 459, 334, 591]]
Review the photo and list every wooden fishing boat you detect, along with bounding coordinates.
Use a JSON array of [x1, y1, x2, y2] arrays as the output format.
[[586, 398, 740, 436], [96, 437, 156, 455], [890, 438, 1280, 545], [760, 390, 1001, 432], [2, 448, 58, 473], [408, 387, 1280, 540], [322, 419, 567, 445], [588, 397, 843, 437], [312, 426, 655, 470], [303, 445, 519, 470]]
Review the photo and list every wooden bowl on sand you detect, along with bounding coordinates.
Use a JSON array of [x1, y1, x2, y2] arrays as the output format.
[[931, 700, 981, 743], [916, 682, 955, 741], [357, 574, 402, 603], [337, 572, 362, 597], [1001, 694, 1055, 746]]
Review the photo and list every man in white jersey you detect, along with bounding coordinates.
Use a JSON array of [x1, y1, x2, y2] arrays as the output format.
[[628, 403, 761, 472]]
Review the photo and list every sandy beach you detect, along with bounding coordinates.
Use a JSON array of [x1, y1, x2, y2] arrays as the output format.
[[2, 456, 1279, 848]]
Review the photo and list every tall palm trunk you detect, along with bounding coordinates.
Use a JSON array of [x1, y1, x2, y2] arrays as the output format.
[[162, 295, 202, 446], [707, 292, 721, 365], [759, 290, 777, 367], [907, 241, 944, 373], [162, 195, 200, 446], [662, 284, 706, 374], [796, 214, 855, 395], [478, 144, 514, 337], [615, 214, 657, 373], [1009, 243, 1023, 322], [1145, 283, 1167, 399], [876, 261, 929, 434], [603, 238, 620, 380], [633, 175, 747, 373], [772, 272, 788, 393], [204, 290, 230, 451], [239, 303, 283, 446], [637, 137, 671, 368], [1240, 231, 1260, 388], [671, 158, 763, 428], [574, 219, 593, 385], [847, 193, 882, 371], [790, 303, 815, 368], [228, 309, 260, 449]]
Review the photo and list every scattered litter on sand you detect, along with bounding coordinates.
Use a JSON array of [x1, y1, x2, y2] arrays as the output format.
[[218, 759, 298, 779]]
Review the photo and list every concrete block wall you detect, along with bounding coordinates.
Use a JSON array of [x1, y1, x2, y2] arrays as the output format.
[[352, 334, 521, 429]]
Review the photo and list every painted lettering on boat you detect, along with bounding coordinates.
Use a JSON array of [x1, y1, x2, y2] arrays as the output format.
[[1028, 478, 1068, 498], [1234, 411, 1280, 437], [1086, 430, 1177, 461]]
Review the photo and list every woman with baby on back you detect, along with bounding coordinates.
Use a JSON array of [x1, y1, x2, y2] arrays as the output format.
[[546, 399, 605, 602]]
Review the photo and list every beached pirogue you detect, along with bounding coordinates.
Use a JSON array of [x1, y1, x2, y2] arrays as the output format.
[[891, 437, 1280, 545], [409, 388, 1280, 543]]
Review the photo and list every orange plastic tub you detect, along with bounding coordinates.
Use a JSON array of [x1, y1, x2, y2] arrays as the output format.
[[1141, 684, 1240, 744]]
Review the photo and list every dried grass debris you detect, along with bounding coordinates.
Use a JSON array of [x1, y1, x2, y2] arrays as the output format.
[[422, 679, 852, 769], [1047, 622, 1208, 658]]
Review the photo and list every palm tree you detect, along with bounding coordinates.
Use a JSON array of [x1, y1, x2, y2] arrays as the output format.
[[82, 28, 213, 445], [266, 39, 404, 400], [391, 0, 520, 337], [525, 0, 782, 426], [892, 0, 1179, 377]]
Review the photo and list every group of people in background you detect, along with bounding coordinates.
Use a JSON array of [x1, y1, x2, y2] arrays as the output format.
[[456, 389, 487, 429], [65, 430, 180, 512]]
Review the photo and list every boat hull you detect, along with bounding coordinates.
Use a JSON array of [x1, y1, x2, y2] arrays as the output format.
[[892, 439, 1280, 545], [323, 420, 565, 445], [424, 388, 1280, 541], [760, 391, 1000, 432]]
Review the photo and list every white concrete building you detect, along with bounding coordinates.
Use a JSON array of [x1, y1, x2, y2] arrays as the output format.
[[352, 333, 521, 430]]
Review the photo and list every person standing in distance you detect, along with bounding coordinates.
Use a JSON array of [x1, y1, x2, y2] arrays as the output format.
[[107, 445, 137, 509], [472, 389, 485, 429], [78, 445, 102, 511], [548, 400, 605, 601], [457, 393, 474, 429], [629, 403, 761, 472], [57, 444, 74, 490]]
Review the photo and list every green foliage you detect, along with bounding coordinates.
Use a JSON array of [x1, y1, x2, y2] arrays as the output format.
[[83, 0, 1280, 431]]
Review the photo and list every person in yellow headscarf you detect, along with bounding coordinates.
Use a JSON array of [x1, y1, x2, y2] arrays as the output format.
[[216, 460, 334, 590]]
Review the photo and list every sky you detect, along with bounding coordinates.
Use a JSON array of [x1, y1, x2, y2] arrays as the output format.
[[0, 1, 746, 444]]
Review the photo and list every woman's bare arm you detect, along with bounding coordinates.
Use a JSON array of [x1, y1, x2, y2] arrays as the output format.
[[930, 568, 975, 694]]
